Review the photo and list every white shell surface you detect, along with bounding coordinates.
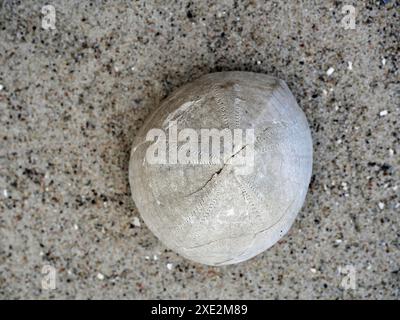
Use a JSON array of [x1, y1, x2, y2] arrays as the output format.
[[129, 72, 313, 266]]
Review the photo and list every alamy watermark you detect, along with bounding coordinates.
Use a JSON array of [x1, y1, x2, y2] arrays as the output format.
[[41, 264, 56, 290], [341, 5, 356, 30], [143, 121, 255, 175], [338, 265, 356, 290], [41, 5, 56, 30]]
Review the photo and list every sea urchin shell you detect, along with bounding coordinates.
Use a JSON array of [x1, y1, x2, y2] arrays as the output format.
[[129, 72, 313, 266]]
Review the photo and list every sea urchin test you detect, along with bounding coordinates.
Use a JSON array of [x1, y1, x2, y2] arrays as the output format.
[[129, 72, 313, 266]]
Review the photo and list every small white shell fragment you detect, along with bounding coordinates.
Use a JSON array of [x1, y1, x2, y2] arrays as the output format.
[[129, 72, 313, 266], [347, 61, 353, 70], [97, 273, 104, 280], [132, 216, 141, 227], [382, 58, 386, 66], [166, 263, 173, 270], [379, 110, 388, 117], [0, 84, 3, 91], [378, 202, 385, 210], [326, 67, 335, 76]]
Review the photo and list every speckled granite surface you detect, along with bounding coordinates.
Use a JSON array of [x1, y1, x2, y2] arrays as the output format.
[[0, 0, 399, 299]]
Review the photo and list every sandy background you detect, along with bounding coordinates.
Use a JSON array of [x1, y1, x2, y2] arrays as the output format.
[[0, 0, 399, 299]]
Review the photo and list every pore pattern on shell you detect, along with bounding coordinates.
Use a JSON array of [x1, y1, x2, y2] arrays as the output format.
[[129, 72, 313, 266]]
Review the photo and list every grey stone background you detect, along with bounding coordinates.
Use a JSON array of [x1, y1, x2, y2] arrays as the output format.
[[0, 0, 399, 299]]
